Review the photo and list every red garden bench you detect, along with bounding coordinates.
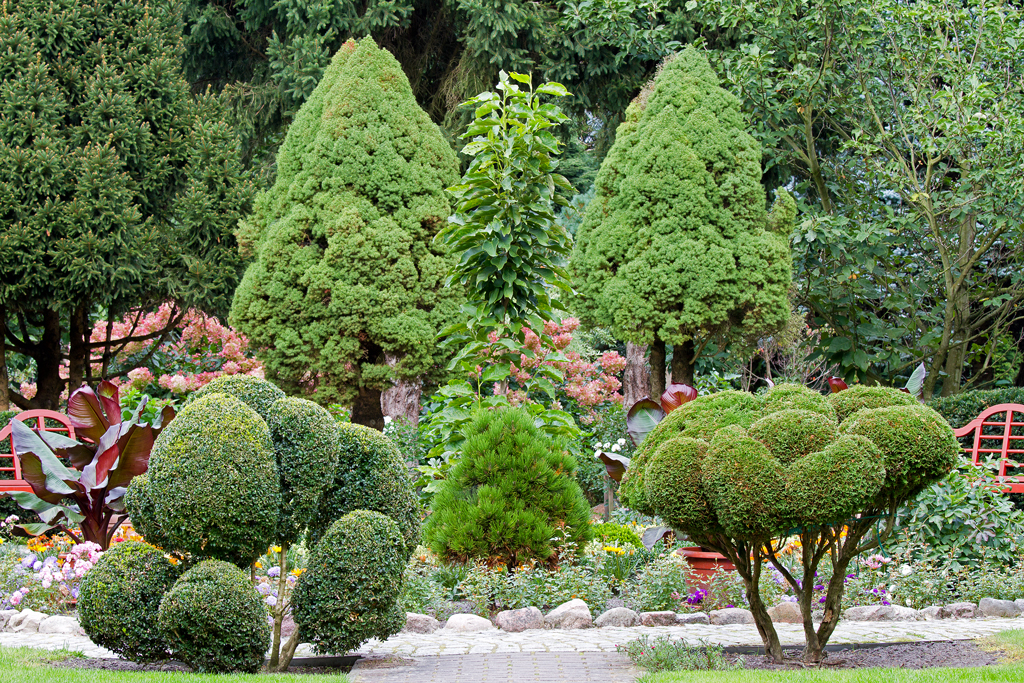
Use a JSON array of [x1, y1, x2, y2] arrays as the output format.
[[953, 403, 1024, 493], [0, 410, 76, 493]]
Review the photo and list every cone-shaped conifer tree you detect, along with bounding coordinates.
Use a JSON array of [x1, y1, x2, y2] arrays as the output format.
[[230, 37, 461, 428], [571, 48, 794, 395]]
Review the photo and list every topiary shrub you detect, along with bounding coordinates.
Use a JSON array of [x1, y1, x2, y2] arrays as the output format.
[[78, 541, 183, 662], [159, 559, 270, 673], [292, 510, 406, 654], [186, 374, 285, 420], [123, 473, 173, 551], [309, 422, 420, 557], [828, 385, 918, 423], [591, 522, 643, 549], [625, 382, 959, 664], [423, 407, 593, 569], [130, 393, 280, 566], [265, 397, 340, 545]]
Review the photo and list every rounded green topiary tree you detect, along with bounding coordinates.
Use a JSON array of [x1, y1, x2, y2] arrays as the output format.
[[570, 47, 794, 393], [229, 36, 461, 429], [131, 393, 280, 567], [309, 422, 420, 557], [624, 383, 959, 664], [158, 559, 270, 674], [78, 541, 183, 662], [292, 510, 406, 655], [423, 407, 593, 569], [828, 384, 919, 423]]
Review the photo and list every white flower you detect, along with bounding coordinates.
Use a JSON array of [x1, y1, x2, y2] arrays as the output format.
[[603, 442, 611, 449], [610, 444, 621, 452], [383, 416, 393, 424], [617, 438, 626, 446], [899, 564, 913, 577]]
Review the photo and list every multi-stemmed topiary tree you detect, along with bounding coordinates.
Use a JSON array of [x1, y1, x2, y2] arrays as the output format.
[[620, 384, 958, 663], [570, 47, 794, 396], [229, 37, 461, 429]]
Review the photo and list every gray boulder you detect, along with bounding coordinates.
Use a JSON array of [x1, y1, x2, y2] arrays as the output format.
[[709, 608, 755, 625], [38, 616, 85, 636], [978, 598, 1022, 618], [676, 612, 710, 625], [0, 609, 17, 631], [946, 602, 978, 619], [920, 606, 950, 621], [595, 607, 640, 628], [843, 605, 919, 622], [495, 607, 544, 632], [640, 611, 677, 626], [1016, 599, 1024, 613], [9, 610, 48, 633], [444, 614, 495, 632], [404, 613, 441, 634], [768, 602, 802, 624], [545, 599, 593, 629]]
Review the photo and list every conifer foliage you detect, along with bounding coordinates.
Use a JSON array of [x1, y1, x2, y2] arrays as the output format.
[[571, 47, 794, 392], [230, 37, 461, 429], [424, 407, 592, 569], [0, 0, 252, 410]]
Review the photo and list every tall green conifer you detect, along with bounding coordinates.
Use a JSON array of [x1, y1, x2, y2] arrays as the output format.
[[230, 38, 460, 428], [571, 48, 794, 395]]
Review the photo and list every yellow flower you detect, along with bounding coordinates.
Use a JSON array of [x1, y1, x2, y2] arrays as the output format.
[[271, 546, 282, 553], [291, 568, 306, 576], [254, 561, 263, 569]]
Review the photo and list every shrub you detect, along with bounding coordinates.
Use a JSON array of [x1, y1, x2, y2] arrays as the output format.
[[78, 541, 182, 662], [828, 385, 918, 423], [748, 409, 839, 464], [702, 428, 787, 539], [309, 423, 420, 557], [628, 554, 691, 612], [784, 435, 885, 527], [292, 511, 406, 654], [129, 393, 280, 566], [591, 523, 643, 549], [644, 437, 716, 532], [759, 383, 837, 421], [928, 387, 1024, 429], [124, 474, 173, 551], [158, 560, 270, 673], [617, 635, 737, 673], [423, 407, 593, 568], [186, 374, 285, 420], [265, 397, 340, 545]]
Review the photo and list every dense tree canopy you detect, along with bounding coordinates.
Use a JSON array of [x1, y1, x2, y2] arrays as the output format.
[[0, 0, 251, 410]]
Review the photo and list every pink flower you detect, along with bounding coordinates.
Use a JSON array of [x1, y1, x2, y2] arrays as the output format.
[[20, 382, 37, 400]]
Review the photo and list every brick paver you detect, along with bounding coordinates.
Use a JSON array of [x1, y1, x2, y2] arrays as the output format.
[[349, 652, 638, 683]]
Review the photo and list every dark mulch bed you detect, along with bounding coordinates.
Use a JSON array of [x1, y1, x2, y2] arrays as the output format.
[[732, 641, 999, 670]]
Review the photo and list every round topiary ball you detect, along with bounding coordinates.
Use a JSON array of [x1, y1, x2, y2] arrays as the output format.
[[643, 437, 717, 532], [265, 397, 340, 545], [309, 423, 420, 557], [702, 427, 787, 539], [783, 434, 885, 527], [827, 385, 919, 423], [142, 393, 281, 566], [748, 409, 839, 464], [186, 374, 285, 420], [78, 541, 183, 662], [124, 473, 173, 550], [760, 383, 837, 421], [292, 510, 406, 655], [158, 559, 270, 673]]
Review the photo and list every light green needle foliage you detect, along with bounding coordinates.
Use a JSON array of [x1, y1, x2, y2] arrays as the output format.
[[571, 47, 793, 363], [230, 37, 461, 417]]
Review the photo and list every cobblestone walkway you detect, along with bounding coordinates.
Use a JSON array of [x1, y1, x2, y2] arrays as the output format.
[[349, 652, 638, 683]]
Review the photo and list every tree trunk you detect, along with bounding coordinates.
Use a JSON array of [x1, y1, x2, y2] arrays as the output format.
[[648, 340, 666, 401], [670, 339, 696, 386], [381, 354, 422, 426], [34, 309, 64, 410], [0, 307, 8, 412], [351, 385, 385, 430], [68, 303, 90, 397], [721, 541, 783, 662], [622, 342, 649, 407]]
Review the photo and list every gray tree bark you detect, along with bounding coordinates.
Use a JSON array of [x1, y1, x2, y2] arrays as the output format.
[[622, 342, 650, 407]]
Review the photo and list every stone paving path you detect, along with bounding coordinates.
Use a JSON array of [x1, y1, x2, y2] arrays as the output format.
[[349, 652, 638, 683]]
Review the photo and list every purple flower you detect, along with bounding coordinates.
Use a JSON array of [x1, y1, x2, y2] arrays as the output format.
[[686, 588, 707, 605], [20, 554, 36, 568], [846, 574, 856, 578], [818, 596, 827, 603], [267, 567, 281, 578], [814, 585, 824, 591], [726, 605, 735, 608], [882, 600, 891, 606]]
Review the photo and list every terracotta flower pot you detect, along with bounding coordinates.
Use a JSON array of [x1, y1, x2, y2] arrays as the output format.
[[676, 546, 736, 590]]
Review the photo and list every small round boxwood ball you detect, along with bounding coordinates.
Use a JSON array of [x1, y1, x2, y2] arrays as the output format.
[[760, 383, 838, 421], [828, 385, 919, 423], [186, 374, 285, 420]]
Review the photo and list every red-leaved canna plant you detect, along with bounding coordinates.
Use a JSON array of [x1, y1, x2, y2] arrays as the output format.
[[3, 381, 174, 549]]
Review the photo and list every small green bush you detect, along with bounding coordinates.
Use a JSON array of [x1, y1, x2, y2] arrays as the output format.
[[309, 422, 420, 557], [186, 375, 285, 420], [265, 397, 340, 545], [591, 522, 643, 549], [627, 554, 691, 612], [292, 510, 406, 655], [748, 409, 838, 464], [617, 635, 737, 673], [829, 385, 918, 423], [840, 405, 960, 503], [133, 393, 281, 566], [423, 407, 593, 568], [785, 435, 885, 527], [123, 473, 173, 550], [929, 387, 1024, 429], [760, 383, 837, 421], [644, 437, 716, 533], [158, 560, 270, 673], [703, 428, 786, 539], [78, 541, 182, 662]]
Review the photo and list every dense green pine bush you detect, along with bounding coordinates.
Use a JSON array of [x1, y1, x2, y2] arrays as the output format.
[[929, 387, 1024, 428], [187, 375, 286, 420], [423, 407, 593, 568], [265, 397, 340, 545], [229, 37, 461, 426], [128, 393, 280, 566], [158, 560, 270, 674], [292, 511, 406, 655], [78, 541, 183, 662], [829, 385, 918, 423], [571, 47, 793, 385], [309, 423, 420, 557]]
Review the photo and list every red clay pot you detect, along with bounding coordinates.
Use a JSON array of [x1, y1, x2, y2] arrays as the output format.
[[676, 546, 736, 590]]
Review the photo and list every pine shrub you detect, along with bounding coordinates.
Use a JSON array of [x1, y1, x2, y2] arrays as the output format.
[[423, 407, 593, 568]]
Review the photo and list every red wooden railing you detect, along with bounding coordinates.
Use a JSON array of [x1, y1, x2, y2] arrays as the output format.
[[953, 403, 1024, 493], [0, 410, 76, 493]]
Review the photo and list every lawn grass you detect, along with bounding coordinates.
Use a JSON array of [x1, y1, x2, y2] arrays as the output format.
[[638, 631, 1024, 683], [0, 647, 350, 683]]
